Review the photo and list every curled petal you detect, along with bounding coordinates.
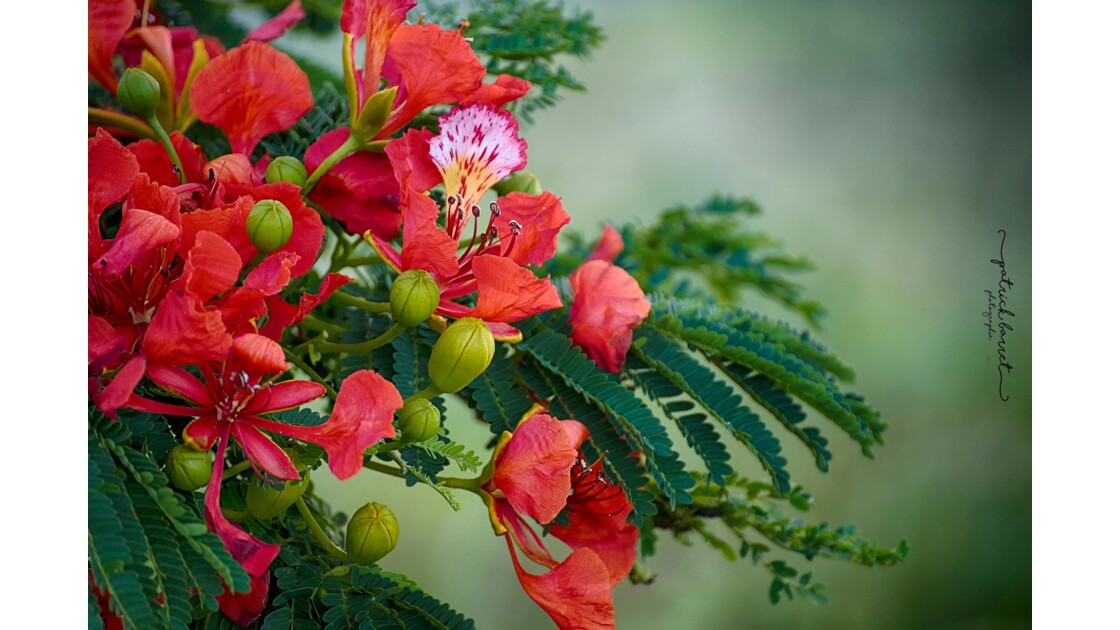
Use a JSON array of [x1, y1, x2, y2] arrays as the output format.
[[181, 231, 243, 301], [243, 251, 298, 295], [89, 0, 137, 92], [142, 291, 232, 365], [588, 225, 624, 264], [230, 334, 288, 380], [381, 25, 486, 137], [252, 380, 326, 412], [465, 255, 562, 323], [254, 370, 402, 479], [260, 273, 352, 340], [97, 355, 148, 416], [385, 128, 442, 193], [493, 412, 579, 524], [506, 540, 616, 630], [94, 208, 181, 278], [399, 188, 460, 280], [494, 191, 571, 266], [183, 418, 221, 450], [244, 0, 305, 43], [128, 132, 208, 188], [549, 510, 638, 586], [89, 129, 139, 216], [568, 261, 650, 373], [190, 42, 312, 155], [464, 74, 532, 108], [146, 363, 212, 406], [496, 499, 558, 568], [234, 424, 300, 480]]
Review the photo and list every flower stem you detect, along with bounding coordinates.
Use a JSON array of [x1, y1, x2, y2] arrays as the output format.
[[295, 497, 348, 562], [88, 107, 157, 140], [315, 323, 404, 354], [401, 384, 441, 407], [146, 114, 186, 185], [284, 349, 338, 399], [302, 135, 362, 195], [332, 291, 391, 314], [363, 458, 482, 494], [222, 459, 252, 481]]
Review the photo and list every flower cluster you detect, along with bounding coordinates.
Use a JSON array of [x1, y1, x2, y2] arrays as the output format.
[[88, 1, 651, 628]]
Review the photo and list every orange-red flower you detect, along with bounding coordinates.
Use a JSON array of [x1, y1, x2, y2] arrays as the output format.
[[366, 103, 569, 340], [568, 226, 650, 372], [482, 412, 637, 630]]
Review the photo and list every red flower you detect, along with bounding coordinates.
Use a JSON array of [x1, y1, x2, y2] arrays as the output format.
[[126, 335, 402, 625], [482, 412, 637, 630], [568, 227, 650, 372], [190, 41, 313, 155], [366, 103, 569, 340], [88, 0, 136, 93]]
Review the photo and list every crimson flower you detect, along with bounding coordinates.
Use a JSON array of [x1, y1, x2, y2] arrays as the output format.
[[126, 334, 402, 625], [481, 412, 638, 630], [365, 103, 569, 340], [568, 226, 651, 372]]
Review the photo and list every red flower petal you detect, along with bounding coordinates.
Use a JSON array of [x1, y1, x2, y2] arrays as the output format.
[[88, 0, 136, 91], [465, 255, 562, 323], [381, 24, 486, 137], [588, 225, 624, 263], [97, 355, 148, 416], [217, 571, 271, 627], [252, 380, 326, 412], [244, 251, 298, 294], [260, 273, 351, 340], [181, 231, 243, 301], [234, 424, 301, 480], [506, 540, 616, 630], [244, 0, 305, 43], [306, 128, 401, 238], [89, 129, 139, 216], [492, 412, 579, 524], [124, 173, 182, 226], [142, 290, 233, 365], [464, 74, 532, 108], [94, 208, 181, 278], [254, 370, 401, 479], [190, 42, 312, 155], [568, 261, 650, 373], [386, 128, 442, 193], [400, 188, 461, 280], [128, 131, 208, 188], [341, 0, 416, 102], [146, 363, 212, 406], [494, 191, 571, 266], [230, 334, 289, 380], [496, 499, 558, 568], [549, 510, 638, 586]]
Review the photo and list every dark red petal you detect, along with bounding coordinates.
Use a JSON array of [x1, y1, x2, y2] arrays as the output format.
[[568, 261, 650, 373], [244, 0, 305, 43], [234, 424, 301, 480], [254, 370, 401, 479], [494, 191, 571, 266], [142, 291, 233, 365], [88, 315, 123, 365], [89, 129, 140, 216], [506, 539, 616, 630], [88, 0, 136, 92], [181, 231, 243, 301], [380, 24, 486, 137], [190, 42, 313, 155], [184, 418, 221, 449], [128, 132, 208, 188], [146, 363, 212, 405], [259, 273, 352, 340], [467, 255, 562, 323], [493, 412, 578, 524], [306, 128, 401, 238], [217, 571, 270, 627], [94, 208, 181, 278], [463, 74, 532, 108]]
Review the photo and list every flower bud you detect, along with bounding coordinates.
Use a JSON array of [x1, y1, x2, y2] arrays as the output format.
[[390, 270, 440, 328], [346, 502, 399, 564], [494, 171, 542, 196], [117, 68, 162, 120], [165, 444, 213, 492], [246, 199, 293, 253], [428, 318, 495, 393], [397, 398, 441, 444], [265, 156, 308, 186], [246, 474, 309, 520], [351, 86, 399, 144]]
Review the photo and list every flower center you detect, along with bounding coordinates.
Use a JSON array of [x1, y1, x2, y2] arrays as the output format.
[[567, 456, 625, 516]]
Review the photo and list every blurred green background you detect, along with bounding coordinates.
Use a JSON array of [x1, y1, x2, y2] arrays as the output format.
[[306, 1, 1031, 628]]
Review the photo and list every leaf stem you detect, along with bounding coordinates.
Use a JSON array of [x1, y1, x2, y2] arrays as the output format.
[[332, 291, 391, 314], [315, 323, 404, 354], [284, 349, 338, 399], [222, 459, 252, 481], [88, 107, 157, 140]]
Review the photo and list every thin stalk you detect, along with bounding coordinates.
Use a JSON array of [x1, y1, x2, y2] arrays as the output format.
[[314, 323, 404, 354], [284, 349, 338, 399], [222, 460, 252, 481], [88, 107, 157, 140], [332, 291, 391, 314], [295, 497, 348, 562]]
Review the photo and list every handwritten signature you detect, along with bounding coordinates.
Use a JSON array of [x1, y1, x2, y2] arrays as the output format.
[[982, 230, 1014, 401]]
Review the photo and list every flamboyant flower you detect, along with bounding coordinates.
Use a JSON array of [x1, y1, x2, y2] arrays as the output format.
[[365, 103, 569, 340], [125, 335, 402, 624], [568, 226, 650, 372], [480, 411, 638, 630]]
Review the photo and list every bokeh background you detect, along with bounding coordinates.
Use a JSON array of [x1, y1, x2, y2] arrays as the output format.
[[282, 1, 1031, 627]]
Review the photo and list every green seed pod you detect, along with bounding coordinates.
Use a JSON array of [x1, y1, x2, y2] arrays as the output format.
[[117, 68, 162, 120], [165, 445, 213, 492], [493, 171, 543, 196], [246, 474, 309, 520], [346, 502, 399, 564], [427, 318, 495, 394], [390, 269, 441, 328], [246, 199, 294, 253], [265, 156, 308, 186], [397, 398, 441, 444]]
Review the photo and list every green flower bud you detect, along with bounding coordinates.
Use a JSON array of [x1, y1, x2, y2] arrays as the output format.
[[346, 502, 399, 564], [246, 474, 309, 520], [428, 318, 495, 394], [117, 68, 162, 120], [265, 156, 308, 186], [246, 199, 294, 253], [352, 86, 399, 144], [165, 445, 213, 492], [494, 171, 542, 196], [390, 270, 440, 328], [397, 398, 441, 444]]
